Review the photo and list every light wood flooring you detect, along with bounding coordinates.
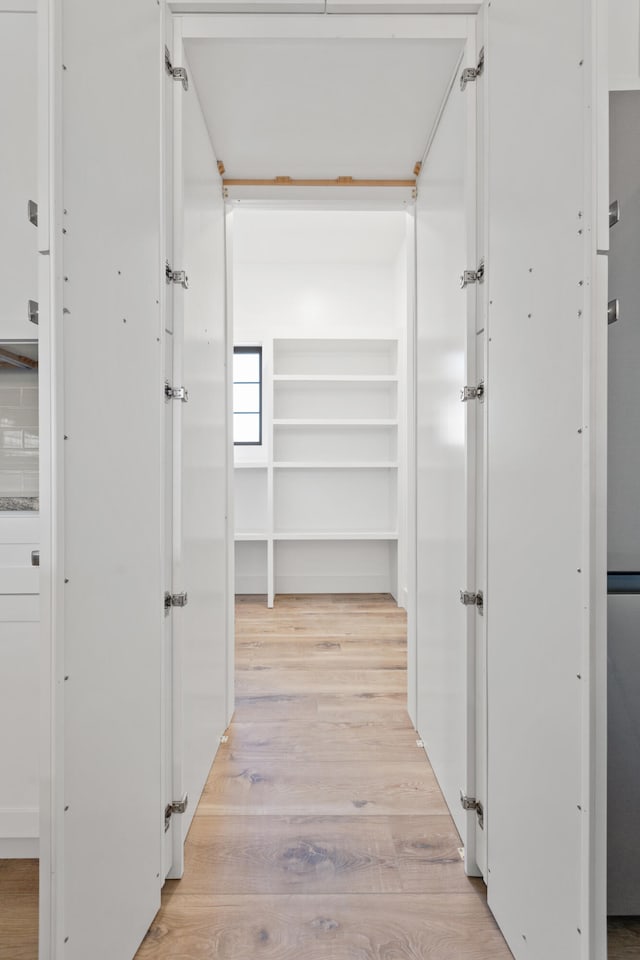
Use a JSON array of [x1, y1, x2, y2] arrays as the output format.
[[2, 594, 639, 959], [137, 593, 512, 960]]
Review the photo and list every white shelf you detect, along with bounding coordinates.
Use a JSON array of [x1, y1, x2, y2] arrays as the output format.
[[273, 531, 398, 541], [236, 531, 398, 541], [273, 375, 398, 383], [273, 418, 398, 427], [273, 462, 398, 469], [234, 333, 401, 601], [273, 337, 398, 377]]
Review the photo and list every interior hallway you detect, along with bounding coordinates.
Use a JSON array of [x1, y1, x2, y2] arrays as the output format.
[[136, 594, 512, 959]]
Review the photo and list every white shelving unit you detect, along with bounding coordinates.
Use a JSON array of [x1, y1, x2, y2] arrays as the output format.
[[234, 336, 401, 606]]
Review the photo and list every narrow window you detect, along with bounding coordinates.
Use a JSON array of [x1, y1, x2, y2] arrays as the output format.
[[233, 346, 262, 445]]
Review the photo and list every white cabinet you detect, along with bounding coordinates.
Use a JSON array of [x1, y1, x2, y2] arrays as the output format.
[[234, 336, 401, 605], [0, 12, 38, 340], [0, 515, 39, 858]]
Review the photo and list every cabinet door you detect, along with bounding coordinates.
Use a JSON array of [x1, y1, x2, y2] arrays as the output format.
[[483, 1, 606, 957], [415, 38, 480, 873], [41, 1, 165, 958], [0, 12, 37, 340], [167, 27, 232, 878]]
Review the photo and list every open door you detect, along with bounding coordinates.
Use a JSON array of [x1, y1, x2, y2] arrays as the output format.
[[481, 1, 607, 957], [40, 1, 166, 957], [414, 37, 481, 875], [166, 25, 232, 877]]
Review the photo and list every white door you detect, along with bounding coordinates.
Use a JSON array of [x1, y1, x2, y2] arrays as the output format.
[[414, 38, 481, 874], [40, 1, 166, 957], [167, 26, 232, 877], [481, 1, 606, 958], [162, 18, 177, 882], [472, 8, 488, 882]]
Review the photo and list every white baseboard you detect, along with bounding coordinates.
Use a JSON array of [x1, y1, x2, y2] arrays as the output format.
[[0, 836, 39, 858], [0, 806, 38, 858], [235, 575, 268, 594], [275, 574, 392, 594]]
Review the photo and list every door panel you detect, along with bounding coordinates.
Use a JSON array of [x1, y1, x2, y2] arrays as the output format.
[[168, 32, 231, 877], [472, 7, 487, 878], [473, 327, 486, 878], [162, 19, 176, 882], [46, 1, 165, 956], [483, 1, 602, 957], [415, 57, 477, 862]]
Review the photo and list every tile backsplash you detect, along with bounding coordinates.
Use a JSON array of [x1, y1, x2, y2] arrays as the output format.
[[0, 367, 39, 504]]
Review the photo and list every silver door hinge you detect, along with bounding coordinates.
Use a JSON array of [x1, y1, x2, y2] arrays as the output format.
[[460, 590, 484, 614], [609, 200, 620, 228], [608, 299, 620, 325], [28, 300, 39, 325], [460, 792, 484, 829], [165, 46, 189, 91], [165, 381, 189, 403], [164, 793, 188, 831], [165, 591, 188, 614], [460, 259, 485, 288], [461, 380, 484, 403], [27, 200, 38, 227], [460, 47, 484, 90], [166, 261, 189, 289]]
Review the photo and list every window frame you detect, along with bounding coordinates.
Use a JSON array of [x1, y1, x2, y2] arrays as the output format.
[[233, 345, 263, 447]]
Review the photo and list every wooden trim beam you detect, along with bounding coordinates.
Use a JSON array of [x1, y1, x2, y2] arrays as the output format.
[[0, 346, 38, 370], [223, 176, 416, 188]]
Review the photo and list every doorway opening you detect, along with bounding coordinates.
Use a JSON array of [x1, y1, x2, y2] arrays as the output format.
[[172, 7, 482, 904], [230, 208, 410, 609]]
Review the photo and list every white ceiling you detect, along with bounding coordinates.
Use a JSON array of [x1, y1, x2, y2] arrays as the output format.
[[184, 37, 463, 180], [233, 208, 408, 264]]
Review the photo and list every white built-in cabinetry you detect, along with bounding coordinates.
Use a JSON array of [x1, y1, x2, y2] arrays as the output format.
[[235, 336, 400, 606]]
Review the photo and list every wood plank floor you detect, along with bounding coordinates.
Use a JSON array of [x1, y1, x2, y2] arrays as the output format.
[[1, 593, 638, 959], [0, 859, 38, 960], [137, 594, 512, 960]]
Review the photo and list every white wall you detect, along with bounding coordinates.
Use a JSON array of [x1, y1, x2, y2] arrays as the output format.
[[234, 260, 397, 332], [232, 209, 406, 337]]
